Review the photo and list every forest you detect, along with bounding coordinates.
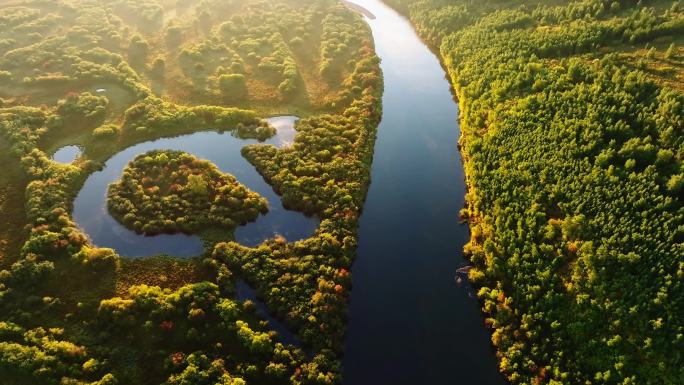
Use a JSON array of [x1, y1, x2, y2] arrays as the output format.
[[385, 0, 683, 383], [0, 0, 381, 384]]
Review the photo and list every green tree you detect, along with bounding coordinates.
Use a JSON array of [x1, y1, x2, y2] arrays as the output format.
[[665, 42, 676, 59], [186, 174, 208, 196], [218, 74, 247, 101]]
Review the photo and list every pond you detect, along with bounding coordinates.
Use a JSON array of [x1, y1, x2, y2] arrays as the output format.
[[52, 145, 82, 164], [72, 116, 319, 257], [342, 1, 506, 384]]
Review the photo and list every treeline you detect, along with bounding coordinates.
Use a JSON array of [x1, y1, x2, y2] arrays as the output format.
[[319, 7, 364, 80], [387, 0, 683, 384], [120, 99, 274, 141]]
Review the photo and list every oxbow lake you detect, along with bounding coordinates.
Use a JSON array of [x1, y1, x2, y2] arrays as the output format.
[[72, 116, 319, 258]]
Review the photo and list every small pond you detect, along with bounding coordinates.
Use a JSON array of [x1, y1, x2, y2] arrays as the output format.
[[72, 116, 319, 257], [52, 145, 82, 164]]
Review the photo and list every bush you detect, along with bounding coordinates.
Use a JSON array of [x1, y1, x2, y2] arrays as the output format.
[[218, 73, 248, 101], [76, 246, 120, 271], [166, 26, 182, 46], [92, 123, 120, 140]]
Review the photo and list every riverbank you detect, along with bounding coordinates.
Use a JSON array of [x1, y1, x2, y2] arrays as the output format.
[[342, 0, 376, 19]]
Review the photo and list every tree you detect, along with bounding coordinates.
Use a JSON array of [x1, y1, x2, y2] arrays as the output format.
[[665, 42, 676, 59], [166, 26, 182, 46]]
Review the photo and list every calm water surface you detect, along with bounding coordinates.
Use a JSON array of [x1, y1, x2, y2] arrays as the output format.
[[72, 116, 319, 257], [343, 1, 505, 384], [53, 145, 82, 164]]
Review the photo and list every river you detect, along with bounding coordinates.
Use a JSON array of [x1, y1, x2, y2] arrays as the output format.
[[342, 1, 505, 384]]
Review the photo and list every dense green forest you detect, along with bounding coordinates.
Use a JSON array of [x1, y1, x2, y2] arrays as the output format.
[[385, 0, 683, 383], [0, 0, 381, 384]]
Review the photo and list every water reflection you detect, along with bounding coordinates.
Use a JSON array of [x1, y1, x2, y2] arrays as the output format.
[[342, 1, 505, 384]]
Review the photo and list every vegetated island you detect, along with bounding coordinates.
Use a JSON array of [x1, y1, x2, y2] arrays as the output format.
[[386, 0, 684, 383], [107, 150, 268, 235]]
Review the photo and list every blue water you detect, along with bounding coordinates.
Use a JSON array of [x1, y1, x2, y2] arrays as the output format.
[[342, 1, 505, 384], [52, 145, 82, 164], [72, 116, 319, 257]]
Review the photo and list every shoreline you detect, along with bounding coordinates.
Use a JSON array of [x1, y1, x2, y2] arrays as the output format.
[[341, 0, 376, 19]]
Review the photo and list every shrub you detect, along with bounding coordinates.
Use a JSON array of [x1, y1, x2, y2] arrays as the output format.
[[218, 73, 248, 101], [92, 124, 120, 140]]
